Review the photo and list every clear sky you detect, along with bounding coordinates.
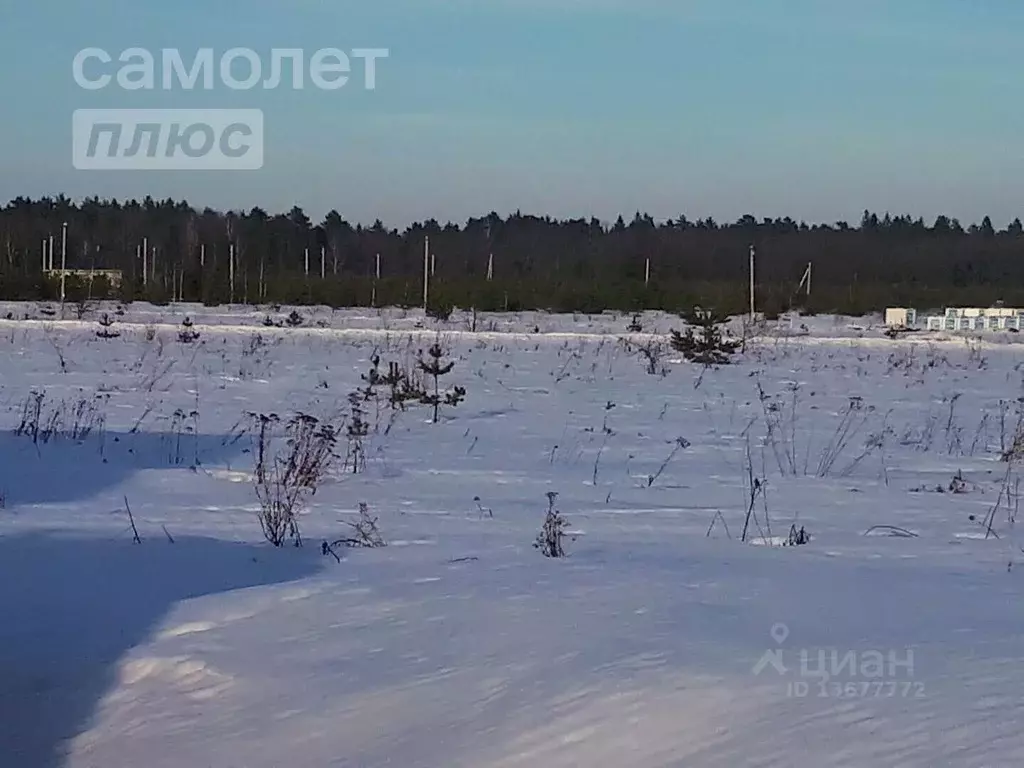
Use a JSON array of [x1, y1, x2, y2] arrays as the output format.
[[2, 0, 1022, 226]]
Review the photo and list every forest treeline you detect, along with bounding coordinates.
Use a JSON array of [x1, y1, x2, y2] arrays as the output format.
[[2, 195, 1023, 316]]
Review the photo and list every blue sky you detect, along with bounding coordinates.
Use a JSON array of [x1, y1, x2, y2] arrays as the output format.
[[2, 0, 1022, 225]]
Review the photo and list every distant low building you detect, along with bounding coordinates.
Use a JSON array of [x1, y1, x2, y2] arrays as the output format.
[[884, 305, 1024, 332], [924, 306, 1024, 332], [884, 307, 916, 328]]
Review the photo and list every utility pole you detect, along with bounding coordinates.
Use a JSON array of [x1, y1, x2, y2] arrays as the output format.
[[320, 246, 325, 280], [229, 243, 235, 303], [645, 257, 650, 287], [749, 244, 756, 320], [48, 234, 54, 270], [422, 235, 430, 310], [60, 222, 67, 316], [304, 247, 309, 278], [485, 221, 493, 281], [142, 237, 148, 288], [372, 252, 380, 307]]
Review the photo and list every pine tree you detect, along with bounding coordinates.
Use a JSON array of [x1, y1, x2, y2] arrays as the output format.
[[178, 316, 200, 343], [96, 312, 120, 339], [417, 341, 466, 423], [361, 353, 426, 411], [669, 307, 740, 365]]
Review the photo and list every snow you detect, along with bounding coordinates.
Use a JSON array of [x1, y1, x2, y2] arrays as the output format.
[[2, 301, 1024, 767]]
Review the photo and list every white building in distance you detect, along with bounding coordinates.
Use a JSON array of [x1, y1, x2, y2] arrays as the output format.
[[884, 307, 917, 328], [885, 306, 1024, 332]]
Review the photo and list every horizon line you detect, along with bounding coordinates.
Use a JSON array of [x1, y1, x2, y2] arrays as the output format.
[[4, 195, 1021, 233]]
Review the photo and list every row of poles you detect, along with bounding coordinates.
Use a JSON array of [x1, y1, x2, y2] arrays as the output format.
[[41, 228, 808, 317], [747, 245, 812, 321], [40, 222, 69, 314], [419, 236, 498, 309]]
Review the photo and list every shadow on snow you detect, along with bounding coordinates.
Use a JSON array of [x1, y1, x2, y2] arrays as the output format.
[[0, 531, 321, 768], [0, 429, 251, 507]]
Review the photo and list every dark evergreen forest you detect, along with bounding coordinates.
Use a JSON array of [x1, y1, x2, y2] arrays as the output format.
[[2, 196, 1020, 315]]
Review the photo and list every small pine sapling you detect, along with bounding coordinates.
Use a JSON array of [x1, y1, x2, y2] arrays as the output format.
[[361, 354, 427, 413], [178, 316, 200, 343], [417, 340, 466, 423], [669, 307, 740, 366], [96, 313, 121, 339], [357, 354, 422, 437], [361, 353, 384, 391]]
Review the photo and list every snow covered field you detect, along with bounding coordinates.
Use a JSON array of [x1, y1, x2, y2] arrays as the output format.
[[2, 302, 1024, 767]]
